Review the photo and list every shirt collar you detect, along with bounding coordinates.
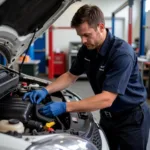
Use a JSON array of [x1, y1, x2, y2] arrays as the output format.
[[98, 29, 113, 56]]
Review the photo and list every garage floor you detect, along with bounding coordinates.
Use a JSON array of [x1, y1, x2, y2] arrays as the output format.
[[67, 79, 150, 150]]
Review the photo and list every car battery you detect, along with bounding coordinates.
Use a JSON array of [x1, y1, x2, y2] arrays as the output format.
[[54, 52, 66, 76]]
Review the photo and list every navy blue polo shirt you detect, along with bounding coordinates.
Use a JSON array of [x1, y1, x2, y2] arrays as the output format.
[[69, 29, 147, 112]]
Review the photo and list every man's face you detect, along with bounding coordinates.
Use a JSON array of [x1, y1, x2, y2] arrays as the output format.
[[75, 22, 105, 50]]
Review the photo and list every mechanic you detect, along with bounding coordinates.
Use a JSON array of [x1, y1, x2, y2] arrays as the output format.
[[23, 5, 150, 150]]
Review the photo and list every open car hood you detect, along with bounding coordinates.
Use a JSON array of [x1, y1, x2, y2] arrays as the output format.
[[0, 0, 79, 67]]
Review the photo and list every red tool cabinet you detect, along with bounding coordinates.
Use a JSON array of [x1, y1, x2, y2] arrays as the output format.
[[54, 52, 66, 76]]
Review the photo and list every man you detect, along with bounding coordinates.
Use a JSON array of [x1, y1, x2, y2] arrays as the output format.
[[23, 5, 150, 150]]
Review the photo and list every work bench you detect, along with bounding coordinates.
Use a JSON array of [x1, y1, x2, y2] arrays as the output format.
[[17, 60, 41, 76]]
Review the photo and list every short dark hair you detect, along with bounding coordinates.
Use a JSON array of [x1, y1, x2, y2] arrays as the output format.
[[71, 4, 105, 28]]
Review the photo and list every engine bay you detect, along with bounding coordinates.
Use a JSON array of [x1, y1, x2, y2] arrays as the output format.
[[0, 68, 103, 150], [0, 76, 91, 137]]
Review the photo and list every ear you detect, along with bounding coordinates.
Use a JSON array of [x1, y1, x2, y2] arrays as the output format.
[[97, 23, 105, 32]]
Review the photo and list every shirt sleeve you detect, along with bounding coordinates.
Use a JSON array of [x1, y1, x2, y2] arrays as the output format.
[[69, 46, 85, 76], [102, 54, 134, 95]]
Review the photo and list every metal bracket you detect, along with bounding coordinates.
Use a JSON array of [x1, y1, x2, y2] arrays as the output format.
[[128, 0, 134, 7]]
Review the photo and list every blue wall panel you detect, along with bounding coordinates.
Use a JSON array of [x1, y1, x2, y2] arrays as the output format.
[[34, 33, 46, 73], [28, 43, 34, 60], [0, 55, 6, 65], [34, 33, 46, 50]]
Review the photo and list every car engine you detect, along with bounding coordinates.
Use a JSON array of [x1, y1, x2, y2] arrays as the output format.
[[0, 68, 103, 150], [0, 82, 75, 136], [0, 73, 91, 135]]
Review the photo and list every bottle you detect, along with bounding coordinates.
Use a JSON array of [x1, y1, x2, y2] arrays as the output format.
[[0, 119, 24, 133]]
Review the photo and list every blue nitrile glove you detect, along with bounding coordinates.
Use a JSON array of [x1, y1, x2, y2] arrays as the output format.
[[23, 88, 49, 104], [38, 101, 66, 117]]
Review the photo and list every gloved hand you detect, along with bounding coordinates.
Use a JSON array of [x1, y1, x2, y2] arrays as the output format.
[[23, 88, 49, 104], [38, 101, 66, 117]]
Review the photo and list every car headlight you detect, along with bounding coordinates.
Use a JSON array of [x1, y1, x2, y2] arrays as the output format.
[[27, 134, 98, 150]]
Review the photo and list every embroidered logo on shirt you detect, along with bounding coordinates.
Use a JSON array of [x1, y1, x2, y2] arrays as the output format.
[[99, 65, 105, 71], [84, 58, 90, 62]]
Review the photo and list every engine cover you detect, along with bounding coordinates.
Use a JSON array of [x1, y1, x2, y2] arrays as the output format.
[[0, 97, 33, 123], [0, 69, 19, 99]]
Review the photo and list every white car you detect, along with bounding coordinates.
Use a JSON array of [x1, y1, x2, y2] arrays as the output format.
[[0, 0, 109, 150]]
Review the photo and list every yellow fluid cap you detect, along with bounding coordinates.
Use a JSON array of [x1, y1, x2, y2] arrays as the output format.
[[45, 122, 55, 128]]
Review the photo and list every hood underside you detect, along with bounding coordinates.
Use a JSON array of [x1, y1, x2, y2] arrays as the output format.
[[0, 0, 79, 67]]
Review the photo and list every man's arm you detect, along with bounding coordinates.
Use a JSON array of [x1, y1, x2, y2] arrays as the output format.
[[45, 71, 78, 94], [46, 45, 85, 94], [66, 91, 117, 112]]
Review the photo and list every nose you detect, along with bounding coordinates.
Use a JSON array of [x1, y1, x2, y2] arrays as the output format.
[[81, 37, 87, 44]]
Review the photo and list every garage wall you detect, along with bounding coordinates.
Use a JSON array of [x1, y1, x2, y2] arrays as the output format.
[[47, 0, 141, 53], [146, 10, 150, 50]]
